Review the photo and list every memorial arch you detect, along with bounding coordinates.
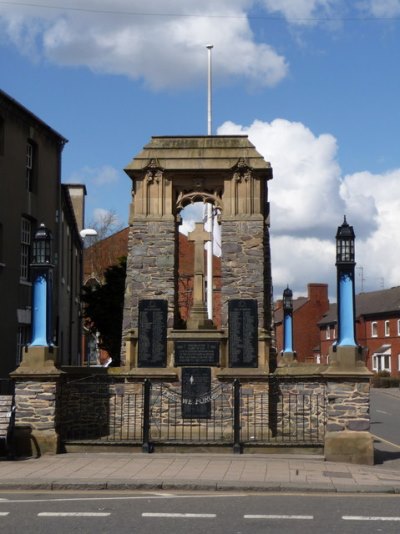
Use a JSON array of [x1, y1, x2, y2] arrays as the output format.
[[122, 135, 273, 375]]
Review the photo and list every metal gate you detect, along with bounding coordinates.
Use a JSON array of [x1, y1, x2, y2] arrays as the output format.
[[58, 378, 326, 451]]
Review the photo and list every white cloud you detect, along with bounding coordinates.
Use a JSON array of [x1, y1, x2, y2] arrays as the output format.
[[364, 0, 400, 17], [261, 0, 337, 24], [217, 117, 398, 298], [0, 0, 288, 89], [66, 165, 119, 186]]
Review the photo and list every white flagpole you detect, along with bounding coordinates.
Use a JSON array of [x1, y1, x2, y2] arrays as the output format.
[[206, 44, 214, 321]]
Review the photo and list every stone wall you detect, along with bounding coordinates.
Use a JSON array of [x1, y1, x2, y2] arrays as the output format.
[[221, 220, 266, 327], [326, 379, 370, 432], [122, 219, 176, 364]]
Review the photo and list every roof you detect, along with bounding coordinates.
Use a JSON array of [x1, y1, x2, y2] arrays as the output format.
[[274, 297, 307, 324], [125, 136, 272, 177], [0, 88, 67, 145], [319, 286, 400, 326]]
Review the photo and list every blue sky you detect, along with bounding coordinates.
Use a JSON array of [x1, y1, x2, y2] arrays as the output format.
[[1, 0, 400, 299]]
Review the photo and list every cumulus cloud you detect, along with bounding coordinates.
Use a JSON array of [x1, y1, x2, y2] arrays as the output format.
[[66, 164, 119, 186], [0, 0, 288, 89], [364, 0, 400, 17], [217, 118, 398, 298], [261, 0, 338, 24]]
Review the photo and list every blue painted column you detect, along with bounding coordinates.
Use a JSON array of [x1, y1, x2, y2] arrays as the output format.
[[30, 272, 49, 346], [282, 286, 294, 353], [335, 216, 357, 347], [283, 313, 293, 352], [29, 223, 54, 348], [337, 272, 357, 346]]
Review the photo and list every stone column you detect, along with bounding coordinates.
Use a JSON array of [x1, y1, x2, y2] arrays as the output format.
[[10, 346, 63, 455]]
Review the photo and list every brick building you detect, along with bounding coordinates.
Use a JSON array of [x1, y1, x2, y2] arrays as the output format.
[[319, 287, 400, 374], [274, 283, 329, 363]]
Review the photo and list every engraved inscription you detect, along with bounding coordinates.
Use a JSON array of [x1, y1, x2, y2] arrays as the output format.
[[175, 341, 219, 366], [229, 299, 258, 367], [138, 299, 167, 367], [181, 367, 211, 419]]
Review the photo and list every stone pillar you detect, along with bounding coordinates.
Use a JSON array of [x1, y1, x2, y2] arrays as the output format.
[[121, 218, 175, 366], [324, 375, 373, 465], [10, 346, 63, 455]]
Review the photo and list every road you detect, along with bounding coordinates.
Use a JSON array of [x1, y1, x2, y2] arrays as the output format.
[[1, 492, 400, 533], [370, 388, 400, 467]]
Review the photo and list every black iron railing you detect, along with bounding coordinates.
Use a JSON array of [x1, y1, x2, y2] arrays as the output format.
[[58, 378, 326, 451]]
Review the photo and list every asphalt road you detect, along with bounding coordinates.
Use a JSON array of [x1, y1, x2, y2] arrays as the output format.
[[370, 388, 400, 468], [1, 492, 400, 533]]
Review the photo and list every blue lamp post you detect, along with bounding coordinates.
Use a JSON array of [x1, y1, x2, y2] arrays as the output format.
[[282, 286, 294, 353], [336, 216, 357, 347], [30, 223, 54, 347]]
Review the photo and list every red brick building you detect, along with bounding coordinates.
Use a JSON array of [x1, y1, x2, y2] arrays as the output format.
[[274, 283, 329, 363], [318, 287, 400, 375]]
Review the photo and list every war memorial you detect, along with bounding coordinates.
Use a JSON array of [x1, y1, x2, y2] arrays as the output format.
[[10, 135, 373, 465]]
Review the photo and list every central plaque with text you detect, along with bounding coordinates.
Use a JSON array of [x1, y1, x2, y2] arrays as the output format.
[[138, 299, 167, 367], [228, 299, 258, 368], [181, 367, 211, 419], [174, 341, 219, 366]]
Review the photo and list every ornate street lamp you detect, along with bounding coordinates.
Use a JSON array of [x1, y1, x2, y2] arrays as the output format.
[[336, 216, 357, 347], [282, 285, 294, 353], [30, 223, 54, 347]]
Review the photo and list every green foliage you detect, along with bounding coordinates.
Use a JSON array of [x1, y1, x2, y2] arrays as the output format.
[[81, 257, 126, 366], [371, 371, 400, 388]]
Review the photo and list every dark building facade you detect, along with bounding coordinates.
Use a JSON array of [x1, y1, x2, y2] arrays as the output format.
[[0, 90, 84, 377]]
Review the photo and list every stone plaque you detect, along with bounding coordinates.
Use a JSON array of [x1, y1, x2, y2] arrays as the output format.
[[174, 341, 219, 366], [181, 367, 211, 419], [138, 299, 167, 367], [228, 299, 258, 367]]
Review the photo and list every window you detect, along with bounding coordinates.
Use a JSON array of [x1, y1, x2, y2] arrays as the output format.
[[0, 116, 4, 156], [20, 217, 32, 280], [326, 326, 331, 340], [0, 223, 4, 265], [385, 320, 390, 337], [16, 324, 30, 365], [373, 354, 391, 372], [398, 354, 400, 372], [397, 320, 400, 336], [371, 321, 378, 337], [26, 140, 36, 192]]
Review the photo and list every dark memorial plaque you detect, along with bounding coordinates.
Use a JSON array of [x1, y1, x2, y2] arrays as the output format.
[[138, 299, 167, 367], [228, 299, 258, 368], [182, 367, 211, 419], [175, 341, 219, 366]]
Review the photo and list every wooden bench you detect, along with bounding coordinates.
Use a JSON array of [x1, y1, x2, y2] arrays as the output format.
[[0, 395, 15, 458]]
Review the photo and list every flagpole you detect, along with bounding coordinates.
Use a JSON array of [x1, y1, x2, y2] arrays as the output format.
[[206, 44, 213, 321]]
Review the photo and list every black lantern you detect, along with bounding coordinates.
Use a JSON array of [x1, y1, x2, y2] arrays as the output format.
[[283, 286, 293, 313], [336, 215, 355, 264], [31, 223, 53, 266]]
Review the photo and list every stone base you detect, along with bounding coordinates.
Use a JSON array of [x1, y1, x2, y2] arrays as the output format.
[[322, 345, 372, 376], [13, 425, 59, 457], [12, 346, 59, 375], [324, 431, 374, 465]]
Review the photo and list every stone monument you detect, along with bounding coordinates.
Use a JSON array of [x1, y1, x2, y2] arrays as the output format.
[[121, 136, 273, 376]]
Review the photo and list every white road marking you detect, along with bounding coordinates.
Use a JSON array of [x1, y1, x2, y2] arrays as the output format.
[[343, 516, 400, 521], [0, 512, 10, 516], [38, 512, 111, 517], [142, 513, 216, 518], [376, 410, 390, 415], [371, 433, 400, 450], [244, 514, 313, 520]]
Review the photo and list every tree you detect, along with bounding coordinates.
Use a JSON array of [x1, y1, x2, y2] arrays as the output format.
[[81, 256, 126, 366]]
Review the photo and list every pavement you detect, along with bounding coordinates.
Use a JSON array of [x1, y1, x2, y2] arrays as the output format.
[[0, 387, 399, 494], [1, 450, 400, 494]]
